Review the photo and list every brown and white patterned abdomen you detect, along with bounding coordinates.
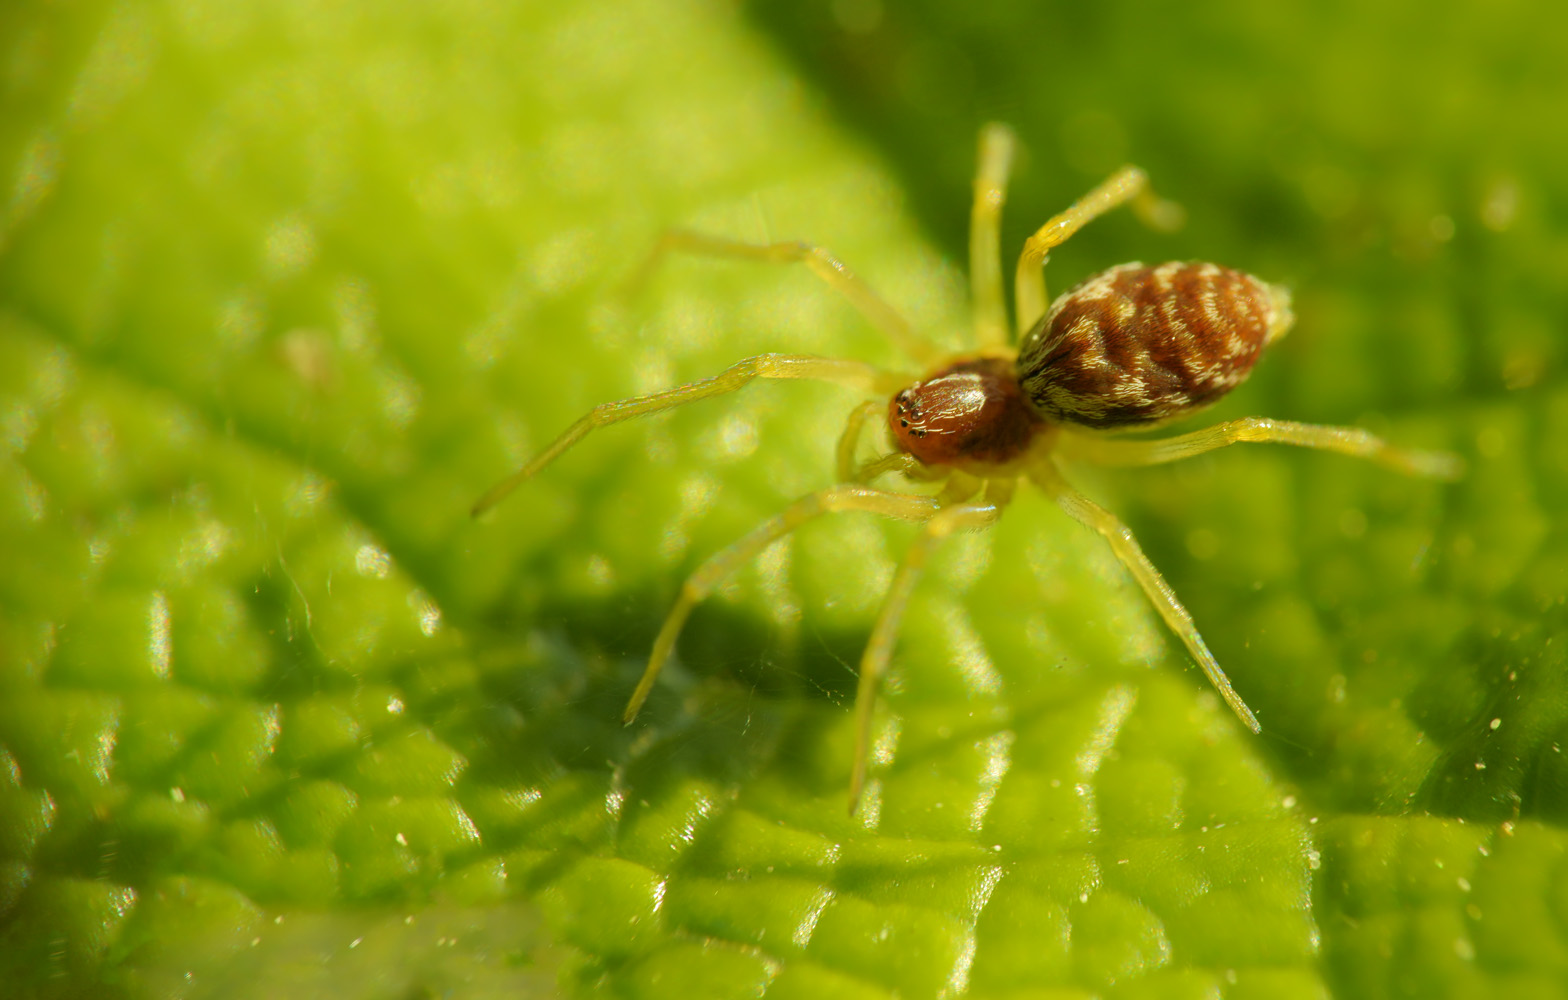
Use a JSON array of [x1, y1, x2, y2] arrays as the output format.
[[1015, 261, 1293, 429]]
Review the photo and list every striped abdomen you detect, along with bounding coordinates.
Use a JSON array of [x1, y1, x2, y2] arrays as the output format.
[[1015, 261, 1293, 429]]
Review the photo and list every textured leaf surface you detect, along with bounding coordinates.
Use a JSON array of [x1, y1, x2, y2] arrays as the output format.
[[0, 1, 1562, 997]]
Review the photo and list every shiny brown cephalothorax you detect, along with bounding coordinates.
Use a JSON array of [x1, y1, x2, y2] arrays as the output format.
[[889, 356, 1043, 467], [473, 124, 1462, 815]]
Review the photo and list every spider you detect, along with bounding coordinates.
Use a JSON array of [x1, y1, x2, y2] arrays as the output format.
[[474, 124, 1461, 812]]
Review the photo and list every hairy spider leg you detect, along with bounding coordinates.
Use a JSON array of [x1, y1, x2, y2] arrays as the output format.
[[623, 485, 945, 723], [632, 229, 944, 368], [1059, 417, 1465, 480], [970, 123, 1017, 351], [848, 476, 1013, 812], [1030, 456, 1263, 734], [471, 354, 910, 517], [1013, 166, 1185, 337]]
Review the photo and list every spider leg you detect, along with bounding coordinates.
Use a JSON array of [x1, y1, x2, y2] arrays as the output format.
[[970, 123, 1017, 351], [1014, 166, 1147, 337], [1059, 417, 1464, 480], [471, 354, 909, 516], [1031, 456, 1262, 734], [1013, 166, 1183, 337], [632, 229, 943, 368], [624, 484, 944, 724], [847, 477, 1012, 813]]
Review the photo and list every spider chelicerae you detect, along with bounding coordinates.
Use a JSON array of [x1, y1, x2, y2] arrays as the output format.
[[475, 124, 1461, 811]]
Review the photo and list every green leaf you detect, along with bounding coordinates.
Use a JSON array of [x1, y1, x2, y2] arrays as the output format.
[[0, 0, 1562, 997]]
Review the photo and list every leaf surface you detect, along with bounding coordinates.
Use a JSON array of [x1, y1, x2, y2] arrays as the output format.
[[0, 1, 1562, 997]]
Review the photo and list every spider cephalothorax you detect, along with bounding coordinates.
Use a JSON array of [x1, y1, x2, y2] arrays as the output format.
[[888, 357, 1041, 467]]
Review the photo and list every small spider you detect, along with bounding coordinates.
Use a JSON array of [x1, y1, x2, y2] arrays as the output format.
[[475, 124, 1461, 812]]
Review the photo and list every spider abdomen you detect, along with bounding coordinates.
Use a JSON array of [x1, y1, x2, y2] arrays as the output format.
[[1015, 261, 1293, 429]]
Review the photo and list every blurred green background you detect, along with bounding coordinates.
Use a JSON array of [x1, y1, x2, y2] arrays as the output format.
[[1, 0, 1565, 997]]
